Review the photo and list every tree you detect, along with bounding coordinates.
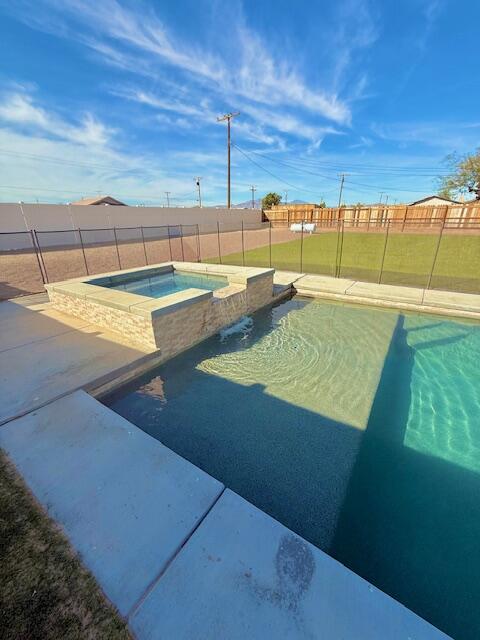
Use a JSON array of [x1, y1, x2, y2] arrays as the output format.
[[438, 149, 480, 200], [261, 192, 282, 209], [318, 200, 326, 208]]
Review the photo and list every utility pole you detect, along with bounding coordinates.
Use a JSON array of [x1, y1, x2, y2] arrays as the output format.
[[337, 173, 348, 208], [385, 194, 389, 206], [195, 177, 202, 208], [250, 185, 257, 209], [379, 192, 384, 204], [284, 190, 288, 205], [165, 191, 171, 207], [217, 112, 240, 208]]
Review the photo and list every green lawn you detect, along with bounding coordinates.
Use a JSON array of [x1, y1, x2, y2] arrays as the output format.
[[213, 232, 480, 294]]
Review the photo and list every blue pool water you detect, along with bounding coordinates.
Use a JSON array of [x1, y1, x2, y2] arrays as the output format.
[[104, 297, 480, 639], [105, 270, 227, 298]]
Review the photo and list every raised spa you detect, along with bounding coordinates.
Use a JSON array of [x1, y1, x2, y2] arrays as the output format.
[[45, 262, 278, 354]]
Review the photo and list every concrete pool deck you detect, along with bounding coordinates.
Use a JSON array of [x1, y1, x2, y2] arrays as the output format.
[[291, 273, 480, 320], [0, 390, 449, 639], [0, 293, 157, 425]]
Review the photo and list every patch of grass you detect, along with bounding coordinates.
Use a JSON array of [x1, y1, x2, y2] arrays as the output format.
[[0, 449, 131, 640], [212, 232, 480, 294]]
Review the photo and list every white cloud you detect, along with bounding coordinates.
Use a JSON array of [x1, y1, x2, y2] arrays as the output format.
[[0, 125, 219, 204], [115, 88, 211, 119], [238, 102, 342, 144], [111, 87, 287, 147], [0, 92, 113, 147], [12, 0, 353, 126], [371, 121, 478, 152], [349, 135, 374, 149]]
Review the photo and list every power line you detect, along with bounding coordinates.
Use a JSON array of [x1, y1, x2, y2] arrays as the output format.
[[232, 144, 335, 197], [0, 147, 451, 175], [0, 183, 184, 201], [259, 152, 450, 174], [235, 145, 436, 194], [0, 149, 137, 174]]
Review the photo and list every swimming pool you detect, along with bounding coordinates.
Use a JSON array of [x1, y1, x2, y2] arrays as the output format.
[[104, 297, 480, 640], [101, 270, 227, 298]]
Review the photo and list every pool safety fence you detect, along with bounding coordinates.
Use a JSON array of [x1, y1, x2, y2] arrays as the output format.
[[1, 217, 479, 300]]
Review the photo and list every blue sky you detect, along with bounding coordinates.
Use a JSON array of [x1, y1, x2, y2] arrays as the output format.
[[0, 0, 479, 206]]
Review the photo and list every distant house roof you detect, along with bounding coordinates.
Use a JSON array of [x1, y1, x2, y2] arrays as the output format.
[[409, 195, 461, 206], [71, 195, 126, 206]]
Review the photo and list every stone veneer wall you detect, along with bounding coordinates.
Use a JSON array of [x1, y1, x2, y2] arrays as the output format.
[[48, 290, 155, 349], [152, 287, 249, 359], [246, 277, 275, 312]]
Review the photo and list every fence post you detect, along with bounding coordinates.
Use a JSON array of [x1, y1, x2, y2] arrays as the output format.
[[78, 228, 89, 275], [167, 226, 173, 261], [140, 226, 148, 265], [300, 222, 304, 272], [196, 224, 201, 262], [217, 221, 222, 264], [32, 229, 50, 283], [241, 221, 245, 266], [334, 218, 341, 277], [180, 225, 185, 261], [337, 220, 345, 278], [30, 230, 46, 284], [112, 227, 121, 269], [402, 206, 408, 232], [426, 218, 445, 290], [378, 220, 390, 284], [269, 222, 272, 268]]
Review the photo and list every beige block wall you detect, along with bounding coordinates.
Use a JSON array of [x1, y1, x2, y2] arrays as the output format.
[[0, 203, 262, 234]]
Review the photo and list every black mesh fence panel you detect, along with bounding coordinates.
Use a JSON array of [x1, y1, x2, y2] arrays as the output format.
[[243, 222, 271, 268], [180, 225, 200, 262], [300, 220, 338, 276], [270, 220, 302, 272], [198, 224, 221, 263], [168, 225, 184, 261], [35, 229, 87, 283], [337, 220, 387, 283], [379, 220, 442, 288], [218, 222, 244, 266], [429, 224, 480, 294], [114, 227, 147, 270], [79, 228, 120, 274], [142, 226, 171, 263], [0, 231, 44, 299]]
